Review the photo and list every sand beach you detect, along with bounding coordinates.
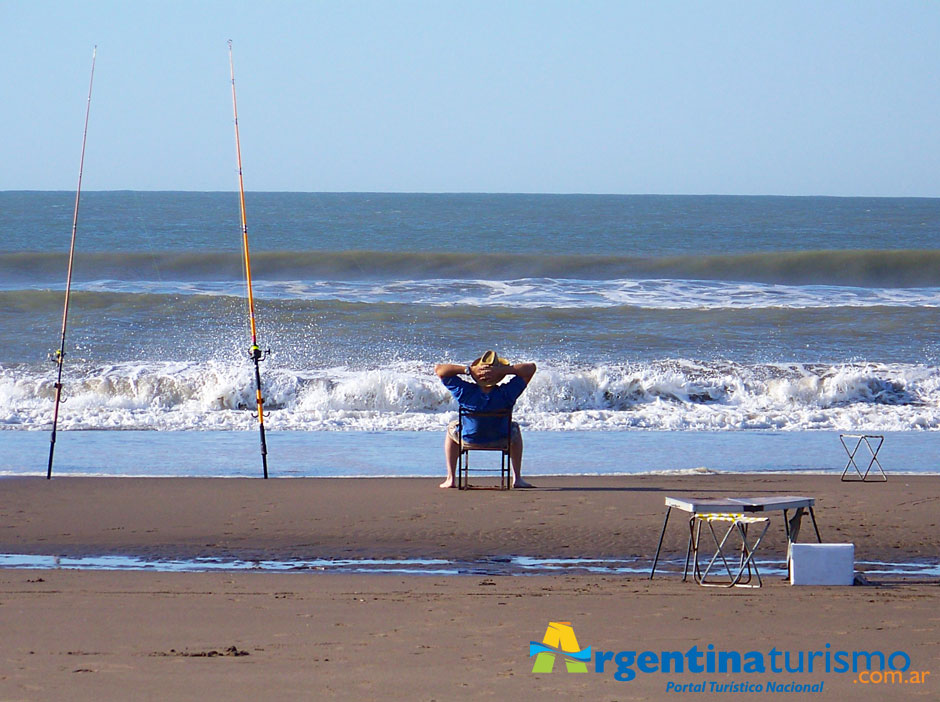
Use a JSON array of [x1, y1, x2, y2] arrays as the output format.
[[0, 475, 936, 700]]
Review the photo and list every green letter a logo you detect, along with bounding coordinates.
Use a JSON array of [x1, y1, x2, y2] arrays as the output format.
[[530, 622, 590, 673]]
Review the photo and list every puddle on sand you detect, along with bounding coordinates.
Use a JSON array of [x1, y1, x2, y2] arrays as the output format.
[[0, 554, 936, 578]]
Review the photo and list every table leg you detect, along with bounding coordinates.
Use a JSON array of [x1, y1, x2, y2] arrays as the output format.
[[649, 507, 672, 579], [809, 506, 821, 542]]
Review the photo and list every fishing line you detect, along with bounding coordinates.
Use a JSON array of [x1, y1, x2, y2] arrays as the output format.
[[47, 46, 96, 479], [228, 40, 270, 478]]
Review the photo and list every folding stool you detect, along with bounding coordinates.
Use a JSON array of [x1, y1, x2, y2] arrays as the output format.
[[691, 513, 771, 588]]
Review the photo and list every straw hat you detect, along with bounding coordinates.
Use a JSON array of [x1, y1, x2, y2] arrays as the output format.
[[470, 350, 509, 388]]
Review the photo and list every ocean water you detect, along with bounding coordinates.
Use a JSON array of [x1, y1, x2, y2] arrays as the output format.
[[1, 192, 939, 476]]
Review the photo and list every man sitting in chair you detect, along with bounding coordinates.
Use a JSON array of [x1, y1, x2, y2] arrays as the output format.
[[435, 350, 536, 489]]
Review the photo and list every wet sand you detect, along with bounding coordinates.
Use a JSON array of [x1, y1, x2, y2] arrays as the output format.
[[1, 474, 938, 562], [0, 475, 937, 700]]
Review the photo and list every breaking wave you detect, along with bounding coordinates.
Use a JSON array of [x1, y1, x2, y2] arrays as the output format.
[[3, 359, 938, 433]]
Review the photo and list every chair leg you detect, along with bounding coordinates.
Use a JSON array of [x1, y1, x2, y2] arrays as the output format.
[[457, 444, 466, 490], [684, 517, 699, 582], [695, 517, 770, 588], [695, 521, 738, 585], [457, 415, 466, 489], [457, 446, 512, 490]]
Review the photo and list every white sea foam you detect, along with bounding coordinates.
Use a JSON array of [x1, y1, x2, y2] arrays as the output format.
[[30, 277, 940, 310], [3, 359, 939, 433]]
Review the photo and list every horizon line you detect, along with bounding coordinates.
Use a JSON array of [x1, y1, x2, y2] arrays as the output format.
[[3, 190, 939, 200]]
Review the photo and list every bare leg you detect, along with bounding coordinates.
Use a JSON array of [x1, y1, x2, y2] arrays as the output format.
[[510, 434, 533, 488], [440, 433, 459, 488]]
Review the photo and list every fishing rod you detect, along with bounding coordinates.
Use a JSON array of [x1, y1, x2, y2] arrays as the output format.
[[228, 40, 270, 478], [47, 46, 97, 480]]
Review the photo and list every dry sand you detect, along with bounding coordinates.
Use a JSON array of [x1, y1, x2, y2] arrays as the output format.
[[0, 475, 937, 700]]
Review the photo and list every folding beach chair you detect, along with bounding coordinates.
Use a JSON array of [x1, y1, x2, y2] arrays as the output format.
[[691, 513, 771, 588], [839, 434, 887, 482], [456, 407, 513, 490]]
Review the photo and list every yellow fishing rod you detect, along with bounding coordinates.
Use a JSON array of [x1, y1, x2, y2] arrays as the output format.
[[228, 40, 270, 478], [48, 46, 97, 480]]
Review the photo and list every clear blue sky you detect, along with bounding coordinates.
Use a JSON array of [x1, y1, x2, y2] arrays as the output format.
[[3, 1, 938, 196]]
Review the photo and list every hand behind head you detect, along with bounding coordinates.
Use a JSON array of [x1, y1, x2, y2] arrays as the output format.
[[475, 365, 496, 383], [477, 364, 509, 384]]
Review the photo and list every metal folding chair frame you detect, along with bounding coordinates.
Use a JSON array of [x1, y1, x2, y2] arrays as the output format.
[[691, 513, 771, 588], [840, 434, 887, 482], [456, 407, 512, 490]]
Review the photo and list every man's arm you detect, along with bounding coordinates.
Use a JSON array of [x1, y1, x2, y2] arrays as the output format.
[[480, 362, 537, 386], [435, 363, 469, 380], [507, 362, 537, 385]]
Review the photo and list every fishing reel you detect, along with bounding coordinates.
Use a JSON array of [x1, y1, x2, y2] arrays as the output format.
[[48, 349, 64, 364], [249, 345, 270, 362]]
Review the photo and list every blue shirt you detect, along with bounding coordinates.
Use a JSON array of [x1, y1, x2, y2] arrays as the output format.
[[441, 375, 528, 444]]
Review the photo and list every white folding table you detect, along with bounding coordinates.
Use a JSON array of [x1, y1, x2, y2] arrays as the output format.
[[649, 495, 822, 587]]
